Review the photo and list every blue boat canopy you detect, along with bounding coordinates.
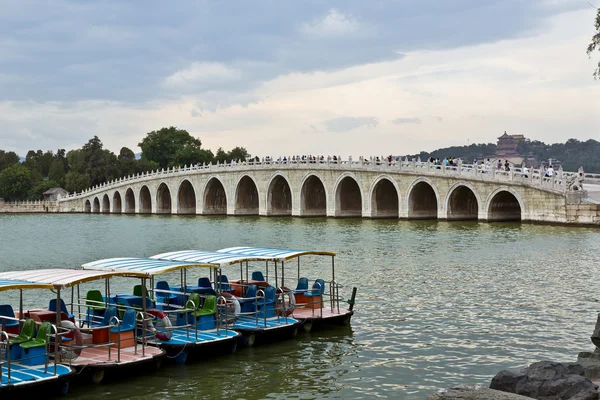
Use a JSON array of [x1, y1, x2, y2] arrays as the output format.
[[81, 257, 218, 276], [150, 250, 275, 266], [217, 246, 336, 260]]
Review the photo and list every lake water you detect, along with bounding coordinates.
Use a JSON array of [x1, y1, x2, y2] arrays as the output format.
[[1, 214, 599, 399]]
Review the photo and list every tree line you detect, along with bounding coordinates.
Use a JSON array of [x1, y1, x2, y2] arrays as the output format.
[[0, 126, 249, 201], [407, 138, 600, 172]]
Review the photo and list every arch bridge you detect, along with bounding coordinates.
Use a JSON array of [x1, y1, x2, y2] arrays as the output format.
[[60, 158, 600, 225]]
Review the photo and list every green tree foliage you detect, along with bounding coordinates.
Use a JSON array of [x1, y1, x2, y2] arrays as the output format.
[[81, 136, 119, 186], [138, 126, 208, 168], [117, 147, 137, 177], [0, 164, 33, 201], [214, 146, 250, 163], [0, 127, 248, 199], [587, 8, 600, 79], [64, 171, 90, 193], [48, 159, 66, 186], [0, 150, 20, 172]]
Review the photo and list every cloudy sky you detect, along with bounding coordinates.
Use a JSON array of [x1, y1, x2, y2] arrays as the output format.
[[1, 1, 599, 158]]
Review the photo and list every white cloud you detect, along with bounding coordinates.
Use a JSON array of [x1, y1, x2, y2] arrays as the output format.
[[301, 9, 360, 37], [164, 62, 242, 87]]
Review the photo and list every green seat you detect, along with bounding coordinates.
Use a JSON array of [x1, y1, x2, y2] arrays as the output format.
[[192, 295, 216, 317], [133, 284, 155, 305], [86, 290, 106, 311], [20, 322, 51, 349], [9, 318, 35, 345], [185, 293, 201, 313]]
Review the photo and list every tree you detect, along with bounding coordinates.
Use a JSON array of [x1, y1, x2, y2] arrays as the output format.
[[81, 136, 119, 186], [0, 164, 33, 201], [48, 159, 66, 186], [227, 146, 250, 162], [64, 171, 90, 193], [0, 150, 20, 172], [117, 147, 137, 177], [67, 149, 85, 173], [588, 7, 600, 78], [138, 126, 205, 168]]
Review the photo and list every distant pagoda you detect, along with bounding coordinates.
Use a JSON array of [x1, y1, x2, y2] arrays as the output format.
[[496, 131, 525, 157]]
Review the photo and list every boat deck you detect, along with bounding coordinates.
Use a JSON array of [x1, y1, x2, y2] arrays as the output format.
[[147, 327, 239, 347], [0, 363, 71, 387], [68, 345, 163, 368], [292, 307, 353, 321], [230, 315, 299, 331]]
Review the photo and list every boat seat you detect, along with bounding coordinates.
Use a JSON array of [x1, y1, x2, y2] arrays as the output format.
[[239, 284, 258, 313], [305, 279, 326, 297], [9, 318, 35, 345], [293, 277, 309, 294], [102, 306, 118, 326], [110, 308, 136, 333], [216, 274, 233, 293], [0, 304, 19, 328], [133, 284, 156, 306], [197, 277, 211, 288], [258, 286, 276, 318], [251, 271, 265, 281], [195, 295, 216, 317], [156, 280, 178, 305], [48, 298, 74, 320], [85, 290, 106, 327], [20, 321, 51, 350]]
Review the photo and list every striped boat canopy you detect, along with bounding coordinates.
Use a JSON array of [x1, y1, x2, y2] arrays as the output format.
[[0, 269, 136, 291], [217, 247, 336, 260], [150, 250, 274, 266], [0, 278, 51, 292], [82, 257, 218, 276]]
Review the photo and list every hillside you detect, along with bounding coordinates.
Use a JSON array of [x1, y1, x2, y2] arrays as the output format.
[[407, 138, 600, 172]]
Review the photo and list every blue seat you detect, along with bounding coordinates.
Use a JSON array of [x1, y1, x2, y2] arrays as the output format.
[[197, 277, 211, 288], [110, 308, 136, 333], [48, 298, 74, 319], [102, 306, 118, 327], [216, 275, 233, 293], [258, 286, 276, 318], [293, 277, 309, 294], [156, 281, 178, 306], [251, 271, 265, 281], [239, 284, 258, 313], [0, 304, 19, 328], [306, 279, 325, 296]]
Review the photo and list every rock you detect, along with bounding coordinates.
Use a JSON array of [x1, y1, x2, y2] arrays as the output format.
[[590, 314, 600, 349], [490, 370, 525, 393], [578, 352, 600, 380], [491, 361, 599, 400], [427, 386, 532, 399]]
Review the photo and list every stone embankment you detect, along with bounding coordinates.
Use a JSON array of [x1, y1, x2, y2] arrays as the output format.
[[0, 199, 59, 213], [428, 315, 600, 400]]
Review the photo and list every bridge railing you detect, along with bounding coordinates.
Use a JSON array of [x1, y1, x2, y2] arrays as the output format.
[[60, 157, 588, 201]]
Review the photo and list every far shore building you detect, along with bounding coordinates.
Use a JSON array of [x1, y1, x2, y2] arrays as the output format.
[[495, 131, 525, 165], [43, 187, 68, 201]]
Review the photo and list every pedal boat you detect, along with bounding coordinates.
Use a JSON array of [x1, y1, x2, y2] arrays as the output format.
[[81, 257, 240, 363], [150, 250, 301, 347], [217, 247, 357, 333], [0, 277, 74, 396]]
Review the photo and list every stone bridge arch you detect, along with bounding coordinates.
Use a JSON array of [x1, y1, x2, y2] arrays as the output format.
[[177, 179, 196, 214], [406, 177, 440, 219], [445, 182, 481, 221], [334, 173, 363, 217], [299, 173, 327, 217], [102, 194, 110, 213], [203, 176, 228, 215], [486, 187, 524, 222], [124, 188, 135, 213], [84, 199, 91, 213], [369, 175, 400, 218], [112, 191, 122, 213], [92, 197, 100, 213], [156, 182, 172, 214], [139, 185, 152, 214], [266, 173, 293, 216], [235, 175, 260, 215]]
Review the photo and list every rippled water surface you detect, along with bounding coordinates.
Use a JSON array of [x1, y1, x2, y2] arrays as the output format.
[[1, 214, 599, 399]]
